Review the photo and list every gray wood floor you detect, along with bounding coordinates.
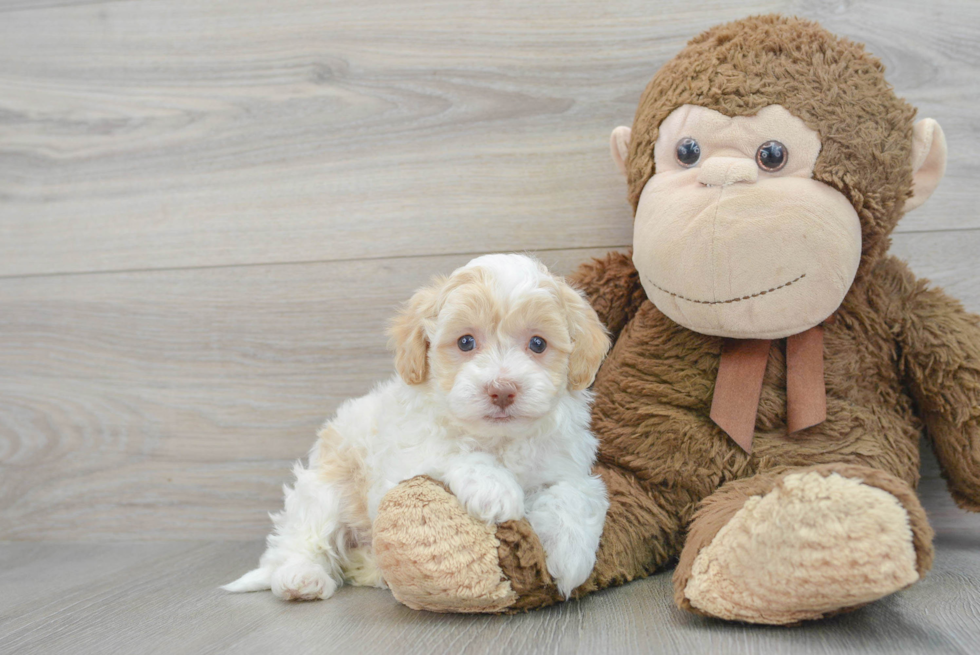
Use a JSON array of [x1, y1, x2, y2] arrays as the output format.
[[2, 0, 980, 652], [2, 464, 978, 655]]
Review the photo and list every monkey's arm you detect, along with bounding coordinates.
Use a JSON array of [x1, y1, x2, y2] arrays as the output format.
[[496, 461, 688, 610], [567, 250, 647, 343], [372, 462, 689, 613], [894, 264, 980, 511]]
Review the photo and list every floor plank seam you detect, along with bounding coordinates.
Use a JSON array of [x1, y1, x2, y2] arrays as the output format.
[[0, 244, 635, 282]]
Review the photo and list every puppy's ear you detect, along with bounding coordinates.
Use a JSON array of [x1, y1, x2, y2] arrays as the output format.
[[388, 279, 443, 385], [559, 283, 611, 391]]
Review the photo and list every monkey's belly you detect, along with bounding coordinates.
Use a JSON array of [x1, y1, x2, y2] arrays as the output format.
[[591, 302, 922, 492]]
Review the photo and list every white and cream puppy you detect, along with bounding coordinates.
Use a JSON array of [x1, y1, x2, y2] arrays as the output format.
[[223, 254, 611, 601]]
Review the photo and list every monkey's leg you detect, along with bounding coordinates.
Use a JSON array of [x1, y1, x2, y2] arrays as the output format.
[[672, 463, 934, 625], [373, 463, 687, 613]]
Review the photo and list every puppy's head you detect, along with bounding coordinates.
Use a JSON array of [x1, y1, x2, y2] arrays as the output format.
[[388, 254, 610, 428]]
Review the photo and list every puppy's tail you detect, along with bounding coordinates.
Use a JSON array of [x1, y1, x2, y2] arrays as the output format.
[[221, 566, 272, 593]]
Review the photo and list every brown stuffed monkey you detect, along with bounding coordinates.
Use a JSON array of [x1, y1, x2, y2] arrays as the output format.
[[371, 15, 980, 624]]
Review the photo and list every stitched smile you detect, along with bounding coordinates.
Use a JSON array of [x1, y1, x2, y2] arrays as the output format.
[[644, 273, 806, 305]]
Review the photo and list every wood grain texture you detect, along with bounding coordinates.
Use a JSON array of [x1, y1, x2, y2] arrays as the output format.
[[0, 0, 978, 277], [0, 532, 978, 655]]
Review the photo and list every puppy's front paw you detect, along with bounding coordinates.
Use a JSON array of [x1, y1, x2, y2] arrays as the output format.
[[271, 558, 337, 601], [543, 542, 596, 599], [524, 478, 607, 599], [451, 469, 525, 525]]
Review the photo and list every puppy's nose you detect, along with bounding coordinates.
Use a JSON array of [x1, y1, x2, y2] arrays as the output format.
[[487, 381, 519, 409]]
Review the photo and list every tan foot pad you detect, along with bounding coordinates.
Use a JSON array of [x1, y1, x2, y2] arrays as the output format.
[[373, 477, 517, 613], [684, 471, 919, 624]]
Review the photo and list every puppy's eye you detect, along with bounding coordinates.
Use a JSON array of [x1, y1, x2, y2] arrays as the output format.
[[675, 137, 701, 167], [457, 335, 476, 352], [528, 336, 547, 354], [756, 140, 787, 172]]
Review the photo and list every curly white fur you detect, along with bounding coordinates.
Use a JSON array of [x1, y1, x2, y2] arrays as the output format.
[[223, 254, 610, 601]]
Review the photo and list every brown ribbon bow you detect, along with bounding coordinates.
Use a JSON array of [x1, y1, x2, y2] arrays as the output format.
[[709, 317, 834, 453]]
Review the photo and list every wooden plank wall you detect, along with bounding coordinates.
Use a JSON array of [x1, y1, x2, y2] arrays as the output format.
[[1, 0, 979, 540]]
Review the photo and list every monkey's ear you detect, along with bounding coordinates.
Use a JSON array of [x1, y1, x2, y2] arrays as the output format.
[[610, 126, 632, 177], [905, 119, 947, 213]]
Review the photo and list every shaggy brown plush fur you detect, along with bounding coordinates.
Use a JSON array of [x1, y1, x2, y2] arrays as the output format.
[[626, 14, 917, 278], [373, 15, 980, 622]]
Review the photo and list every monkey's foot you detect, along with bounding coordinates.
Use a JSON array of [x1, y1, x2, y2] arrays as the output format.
[[674, 465, 934, 625]]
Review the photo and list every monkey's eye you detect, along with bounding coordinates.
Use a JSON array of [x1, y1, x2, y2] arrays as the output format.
[[528, 336, 547, 354], [457, 335, 476, 352], [756, 141, 788, 172], [675, 137, 701, 167]]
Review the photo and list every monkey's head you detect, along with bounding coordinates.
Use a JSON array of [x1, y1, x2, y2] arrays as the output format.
[[613, 15, 947, 339]]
